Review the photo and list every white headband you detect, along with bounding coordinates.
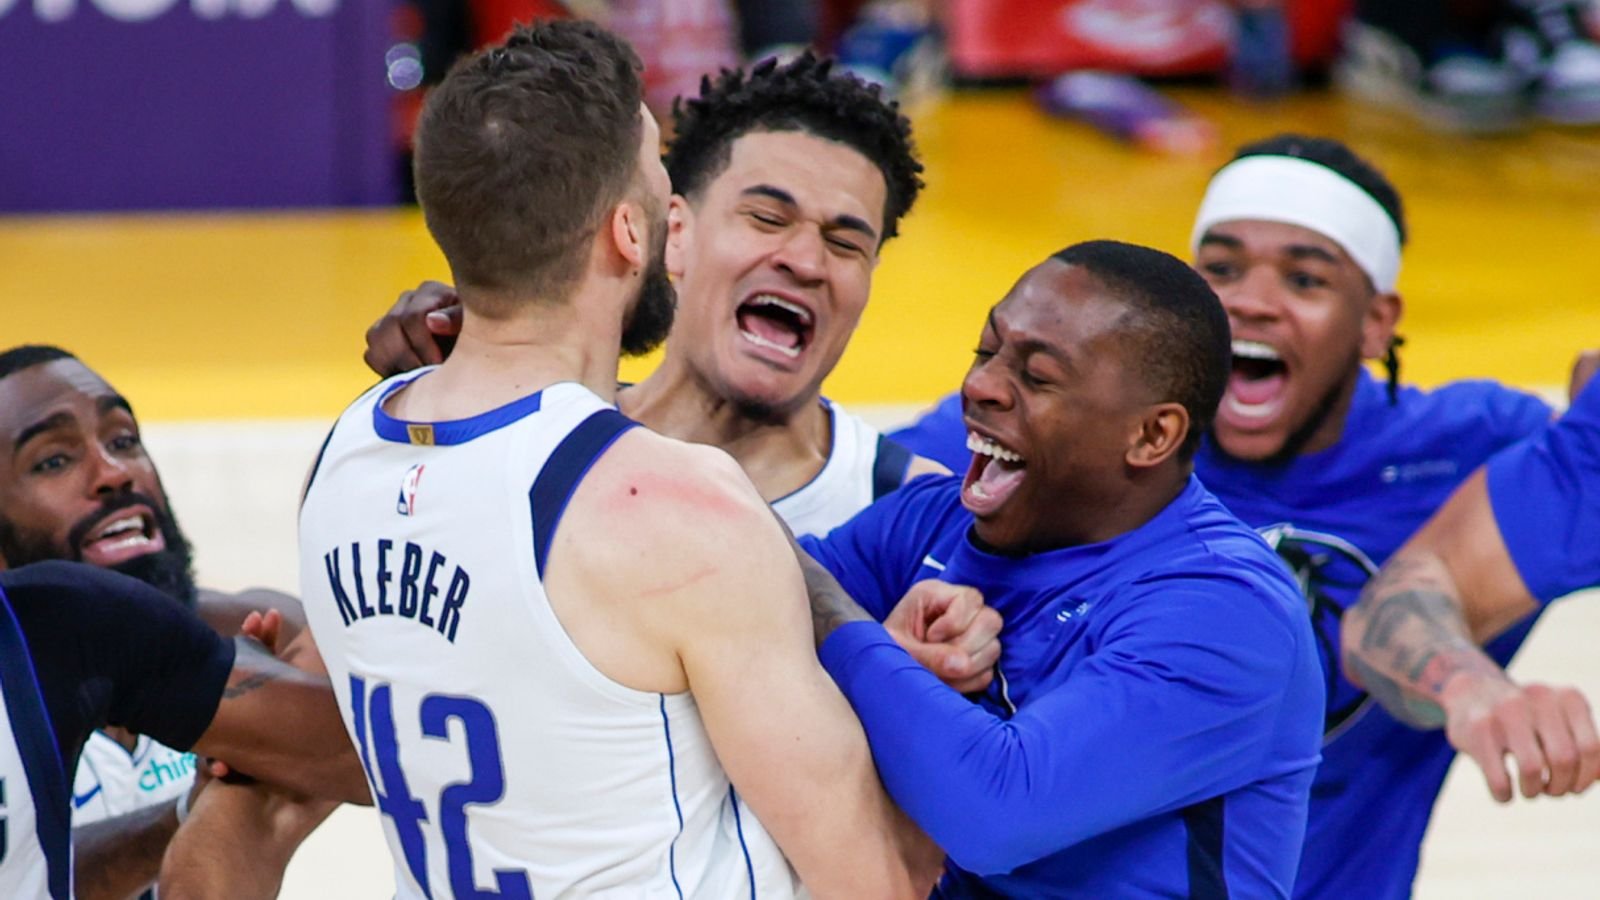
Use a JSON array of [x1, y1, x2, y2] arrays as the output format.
[[1190, 155, 1401, 293]]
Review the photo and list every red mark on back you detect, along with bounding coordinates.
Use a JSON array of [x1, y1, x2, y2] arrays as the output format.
[[609, 472, 748, 520]]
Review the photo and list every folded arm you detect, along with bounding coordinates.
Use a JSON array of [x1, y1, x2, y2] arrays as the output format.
[[809, 562, 1309, 876]]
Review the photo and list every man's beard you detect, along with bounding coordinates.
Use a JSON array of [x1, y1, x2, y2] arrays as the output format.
[[619, 219, 677, 358], [0, 492, 198, 607]]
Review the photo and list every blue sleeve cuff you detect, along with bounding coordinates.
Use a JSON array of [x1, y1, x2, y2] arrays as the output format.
[[819, 620, 903, 683]]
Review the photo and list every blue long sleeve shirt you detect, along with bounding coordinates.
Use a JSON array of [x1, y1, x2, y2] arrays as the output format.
[[887, 373, 1552, 898], [803, 475, 1323, 897]]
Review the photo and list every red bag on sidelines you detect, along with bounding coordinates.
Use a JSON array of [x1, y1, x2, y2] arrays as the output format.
[[946, 0, 1352, 79]]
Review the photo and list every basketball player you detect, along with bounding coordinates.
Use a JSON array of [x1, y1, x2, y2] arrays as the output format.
[[289, 22, 934, 898], [799, 241, 1324, 896], [0, 343, 307, 900], [889, 136, 1558, 898], [0, 560, 368, 899], [363, 52, 948, 540], [1345, 373, 1600, 803]]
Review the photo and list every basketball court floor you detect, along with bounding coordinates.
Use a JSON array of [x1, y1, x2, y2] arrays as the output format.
[[4, 85, 1597, 897]]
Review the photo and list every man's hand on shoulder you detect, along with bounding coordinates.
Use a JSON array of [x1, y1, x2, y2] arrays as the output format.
[[363, 280, 464, 377], [885, 580, 1000, 693]]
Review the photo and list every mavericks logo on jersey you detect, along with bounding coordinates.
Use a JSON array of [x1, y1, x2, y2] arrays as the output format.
[[1257, 522, 1379, 614]]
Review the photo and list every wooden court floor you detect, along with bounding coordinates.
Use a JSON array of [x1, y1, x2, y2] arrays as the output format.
[[5, 86, 1598, 897]]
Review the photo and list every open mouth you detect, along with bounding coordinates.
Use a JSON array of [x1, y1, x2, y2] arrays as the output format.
[[79, 508, 164, 568], [961, 431, 1027, 517], [736, 293, 814, 362], [1222, 339, 1290, 426]]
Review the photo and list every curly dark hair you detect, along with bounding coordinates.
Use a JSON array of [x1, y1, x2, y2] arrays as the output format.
[[665, 52, 924, 243]]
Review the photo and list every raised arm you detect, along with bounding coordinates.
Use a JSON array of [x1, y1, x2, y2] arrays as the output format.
[[1342, 469, 1600, 801], [549, 434, 939, 898]]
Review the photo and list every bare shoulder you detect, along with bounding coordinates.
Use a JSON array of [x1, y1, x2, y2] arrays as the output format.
[[572, 428, 772, 537], [541, 428, 804, 691], [551, 427, 794, 606]]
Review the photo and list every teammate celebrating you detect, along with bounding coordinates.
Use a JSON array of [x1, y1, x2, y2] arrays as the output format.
[[890, 135, 1557, 899], [0, 561, 366, 899], [0, 343, 304, 900], [1345, 373, 1600, 803], [293, 21, 933, 899], [800, 241, 1324, 896], [364, 51, 946, 539]]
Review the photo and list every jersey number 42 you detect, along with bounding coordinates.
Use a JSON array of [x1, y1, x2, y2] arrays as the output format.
[[349, 675, 533, 899]]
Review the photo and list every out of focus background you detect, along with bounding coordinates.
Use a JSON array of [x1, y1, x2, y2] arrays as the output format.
[[3, 0, 1598, 897]]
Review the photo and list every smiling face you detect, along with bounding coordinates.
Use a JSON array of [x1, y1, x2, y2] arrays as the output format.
[[960, 262, 1160, 553], [665, 129, 887, 419], [0, 359, 195, 601], [1195, 219, 1397, 461]]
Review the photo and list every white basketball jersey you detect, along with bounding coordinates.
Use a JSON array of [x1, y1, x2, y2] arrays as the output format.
[[72, 733, 195, 827], [1, 592, 69, 900], [300, 372, 802, 900], [772, 399, 915, 538]]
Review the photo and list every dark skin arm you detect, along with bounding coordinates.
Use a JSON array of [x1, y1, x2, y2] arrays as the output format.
[[160, 614, 346, 899], [159, 781, 338, 900], [191, 636, 369, 805], [196, 587, 304, 641], [72, 589, 301, 899], [73, 799, 183, 900]]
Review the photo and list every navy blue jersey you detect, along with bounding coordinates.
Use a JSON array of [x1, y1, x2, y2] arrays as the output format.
[[1194, 371, 1551, 899], [0, 561, 235, 898], [1488, 375, 1600, 602], [802, 475, 1322, 898]]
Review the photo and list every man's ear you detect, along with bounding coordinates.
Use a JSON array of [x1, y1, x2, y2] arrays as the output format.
[[609, 200, 646, 271], [666, 194, 691, 280], [1126, 402, 1189, 470], [1360, 290, 1403, 360]]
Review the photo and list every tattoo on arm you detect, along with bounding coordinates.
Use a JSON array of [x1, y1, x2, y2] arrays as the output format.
[[223, 671, 275, 699], [794, 547, 873, 647], [1348, 555, 1510, 728]]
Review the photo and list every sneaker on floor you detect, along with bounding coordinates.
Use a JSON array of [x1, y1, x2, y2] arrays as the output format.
[[1505, 0, 1600, 125], [1336, 20, 1530, 133]]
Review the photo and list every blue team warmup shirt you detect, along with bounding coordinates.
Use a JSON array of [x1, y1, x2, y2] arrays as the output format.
[[887, 372, 1552, 899], [1488, 375, 1600, 602], [1195, 373, 1550, 899], [801, 474, 1323, 898]]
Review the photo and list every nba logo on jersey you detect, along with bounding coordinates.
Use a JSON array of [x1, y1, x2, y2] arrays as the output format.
[[396, 464, 425, 516]]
